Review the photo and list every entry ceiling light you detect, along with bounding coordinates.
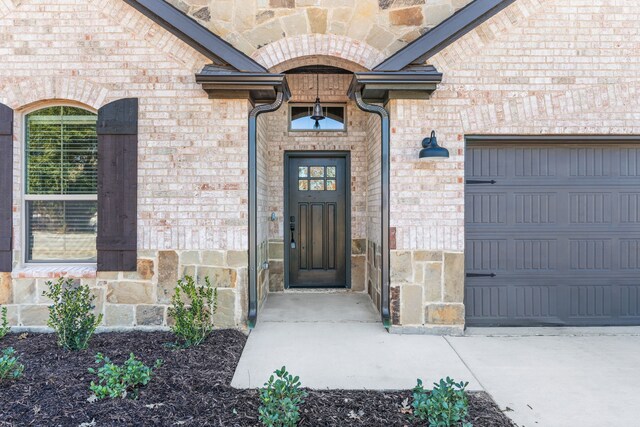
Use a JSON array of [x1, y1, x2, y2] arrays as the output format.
[[419, 130, 449, 159], [310, 69, 325, 129]]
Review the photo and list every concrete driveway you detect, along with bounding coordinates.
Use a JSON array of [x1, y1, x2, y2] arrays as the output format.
[[232, 293, 640, 427], [447, 329, 640, 427]]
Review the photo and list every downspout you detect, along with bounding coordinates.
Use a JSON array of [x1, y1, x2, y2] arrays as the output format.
[[353, 91, 391, 328], [248, 90, 285, 329]]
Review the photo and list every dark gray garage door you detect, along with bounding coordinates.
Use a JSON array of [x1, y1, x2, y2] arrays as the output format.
[[465, 142, 640, 326]]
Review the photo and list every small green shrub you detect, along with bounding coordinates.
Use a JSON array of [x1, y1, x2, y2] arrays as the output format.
[[43, 278, 103, 351], [168, 275, 217, 347], [412, 377, 471, 427], [0, 306, 10, 339], [88, 353, 162, 399], [258, 366, 307, 427], [0, 347, 24, 382]]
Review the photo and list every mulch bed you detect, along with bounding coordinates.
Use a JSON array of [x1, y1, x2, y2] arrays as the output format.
[[0, 331, 515, 426]]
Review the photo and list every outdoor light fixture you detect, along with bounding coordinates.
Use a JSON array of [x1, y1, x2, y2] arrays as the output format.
[[419, 130, 449, 159], [310, 71, 325, 129]]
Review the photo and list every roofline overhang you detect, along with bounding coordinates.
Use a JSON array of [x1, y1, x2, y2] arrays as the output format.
[[347, 70, 444, 104], [124, 0, 266, 72], [374, 0, 516, 71], [195, 71, 291, 104]]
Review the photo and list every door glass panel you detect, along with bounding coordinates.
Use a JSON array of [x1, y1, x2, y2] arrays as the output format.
[[310, 179, 325, 191], [298, 167, 308, 178], [310, 166, 324, 178], [326, 180, 336, 191], [326, 166, 336, 178], [298, 180, 309, 191]]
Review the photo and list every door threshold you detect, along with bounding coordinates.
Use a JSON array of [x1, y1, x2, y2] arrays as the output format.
[[284, 287, 350, 293]]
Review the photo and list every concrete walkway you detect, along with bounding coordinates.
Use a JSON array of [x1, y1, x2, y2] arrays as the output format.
[[232, 293, 640, 427]]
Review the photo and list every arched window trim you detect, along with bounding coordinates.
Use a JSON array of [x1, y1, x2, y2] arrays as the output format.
[[21, 102, 98, 265]]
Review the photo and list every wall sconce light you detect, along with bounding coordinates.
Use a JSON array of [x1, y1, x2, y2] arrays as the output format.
[[419, 130, 449, 159]]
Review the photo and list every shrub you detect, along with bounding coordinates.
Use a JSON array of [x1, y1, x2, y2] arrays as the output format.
[[0, 347, 24, 382], [88, 353, 162, 400], [0, 306, 9, 339], [168, 275, 217, 347], [412, 377, 471, 427], [259, 366, 307, 427], [43, 277, 103, 351]]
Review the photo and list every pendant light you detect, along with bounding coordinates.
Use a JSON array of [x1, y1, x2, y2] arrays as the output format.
[[310, 69, 325, 129]]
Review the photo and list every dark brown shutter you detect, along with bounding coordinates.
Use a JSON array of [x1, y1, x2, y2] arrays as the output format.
[[97, 98, 138, 271], [0, 103, 13, 272]]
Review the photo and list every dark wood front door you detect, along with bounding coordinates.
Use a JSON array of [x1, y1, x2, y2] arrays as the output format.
[[286, 153, 349, 288]]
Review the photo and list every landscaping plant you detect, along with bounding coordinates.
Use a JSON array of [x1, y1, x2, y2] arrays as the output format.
[[0, 347, 24, 382], [88, 353, 162, 399], [258, 366, 307, 427], [168, 275, 217, 347], [412, 377, 471, 427], [43, 277, 103, 351], [0, 306, 9, 339]]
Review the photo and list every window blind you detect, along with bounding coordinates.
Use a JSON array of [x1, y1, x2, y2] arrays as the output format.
[[25, 106, 98, 262]]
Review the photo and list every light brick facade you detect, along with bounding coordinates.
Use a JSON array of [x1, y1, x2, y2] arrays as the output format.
[[1, 0, 639, 332]]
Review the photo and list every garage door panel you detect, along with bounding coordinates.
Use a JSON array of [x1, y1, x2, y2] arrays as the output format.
[[514, 147, 557, 177], [465, 193, 506, 224], [620, 285, 640, 317], [569, 239, 612, 271], [514, 239, 558, 272], [465, 239, 507, 272], [466, 143, 640, 326], [569, 147, 613, 177], [568, 284, 613, 319]]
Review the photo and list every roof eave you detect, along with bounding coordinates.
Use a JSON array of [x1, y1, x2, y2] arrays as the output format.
[[347, 69, 444, 104], [195, 69, 291, 104]]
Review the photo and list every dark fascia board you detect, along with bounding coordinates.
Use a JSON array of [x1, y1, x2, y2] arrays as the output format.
[[195, 68, 291, 103], [123, 0, 266, 72], [347, 69, 444, 103], [374, 0, 516, 71], [466, 135, 640, 144]]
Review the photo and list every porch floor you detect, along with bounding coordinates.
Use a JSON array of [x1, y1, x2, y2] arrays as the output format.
[[231, 292, 480, 390]]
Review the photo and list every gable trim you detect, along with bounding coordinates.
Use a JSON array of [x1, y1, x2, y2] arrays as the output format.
[[123, 0, 267, 72], [374, 0, 516, 72]]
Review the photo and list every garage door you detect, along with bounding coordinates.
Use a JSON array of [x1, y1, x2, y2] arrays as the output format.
[[465, 142, 640, 326]]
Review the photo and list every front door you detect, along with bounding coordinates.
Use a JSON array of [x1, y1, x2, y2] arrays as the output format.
[[286, 153, 349, 288]]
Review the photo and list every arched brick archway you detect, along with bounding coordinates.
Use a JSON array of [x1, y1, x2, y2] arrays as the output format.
[[251, 34, 385, 72]]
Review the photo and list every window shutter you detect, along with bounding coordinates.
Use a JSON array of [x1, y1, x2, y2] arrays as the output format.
[[0, 103, 13, 272], [97, 98, 138, 271]]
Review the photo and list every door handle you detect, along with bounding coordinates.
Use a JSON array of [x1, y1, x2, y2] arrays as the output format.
[[290, 216, 296, 249], [466, 273, 496, 278]]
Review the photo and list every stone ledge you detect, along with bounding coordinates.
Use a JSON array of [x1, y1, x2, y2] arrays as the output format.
[[11, 265, 97, 279]]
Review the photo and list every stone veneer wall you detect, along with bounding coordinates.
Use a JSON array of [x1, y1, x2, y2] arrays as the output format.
[[0, 0, 251, 329], [166, 0, 473, 60], [385, 0, 640, 333], [0, 250, 247, 329], [262, 73, 369, 292]]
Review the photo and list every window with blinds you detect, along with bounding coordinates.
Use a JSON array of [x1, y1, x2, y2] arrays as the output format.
[[25, 106, 98, 263]]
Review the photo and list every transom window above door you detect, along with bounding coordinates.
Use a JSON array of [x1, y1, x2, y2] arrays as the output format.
[[289, 104, 346, 131], [298, 166, 337, 191], [24, 106, 98, 263]]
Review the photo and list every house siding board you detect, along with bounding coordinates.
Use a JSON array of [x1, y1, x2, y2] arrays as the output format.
[[0, 103, 12, 272]]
